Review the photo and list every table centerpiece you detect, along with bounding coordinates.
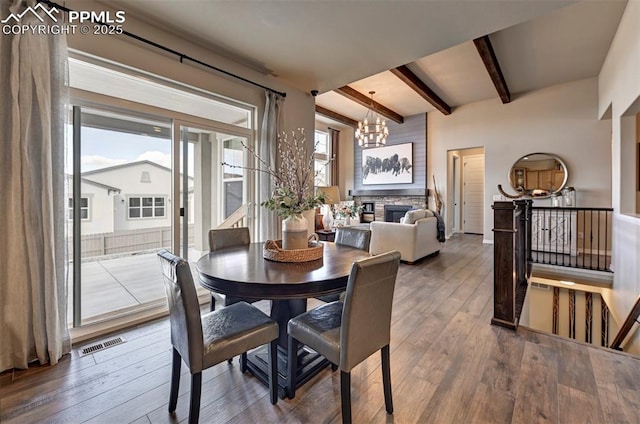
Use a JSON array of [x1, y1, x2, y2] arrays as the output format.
[[222, 128, 328, 252]]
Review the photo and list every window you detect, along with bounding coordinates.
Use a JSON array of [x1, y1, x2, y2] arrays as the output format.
[[222, 138, 245, 218], [68, 197, 89, 220], [314, 130, 330, 186], [128, 196, 165, 218]]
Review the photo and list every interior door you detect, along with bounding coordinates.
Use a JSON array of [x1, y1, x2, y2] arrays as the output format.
[[462, 154, 484, 234], [453, 155, 460, 232]]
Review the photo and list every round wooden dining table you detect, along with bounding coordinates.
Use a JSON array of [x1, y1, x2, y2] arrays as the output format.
[[196, 241, 370, 398]]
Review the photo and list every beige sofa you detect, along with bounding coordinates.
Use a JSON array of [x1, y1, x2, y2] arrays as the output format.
[[369, 209, 441, 264]]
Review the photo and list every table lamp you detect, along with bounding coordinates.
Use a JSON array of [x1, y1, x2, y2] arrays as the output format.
[[317, 186, 340, 230]]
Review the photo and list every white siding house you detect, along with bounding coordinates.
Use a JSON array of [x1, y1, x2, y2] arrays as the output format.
[[78, 160, 193, 235]]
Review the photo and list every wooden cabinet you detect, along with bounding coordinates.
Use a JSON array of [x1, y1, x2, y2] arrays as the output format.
[[531, 210, 577, 256], [524, 170, 566, 192]]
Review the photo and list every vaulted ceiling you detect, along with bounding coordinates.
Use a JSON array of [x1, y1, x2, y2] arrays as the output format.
[[108, 0, 627, 127]]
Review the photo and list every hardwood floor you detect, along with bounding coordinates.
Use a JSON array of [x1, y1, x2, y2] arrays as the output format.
[[1, 234, 638, 423]]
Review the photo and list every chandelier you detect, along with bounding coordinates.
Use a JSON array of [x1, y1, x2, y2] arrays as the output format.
[[356, 91, 389, 148]]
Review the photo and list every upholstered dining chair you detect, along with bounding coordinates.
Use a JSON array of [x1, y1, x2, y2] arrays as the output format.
[[208, 227, 262, 311], [157, 250, 278, 424], [315, 226, 372, 303], [209, 227, 266, 369], [287, 250, 401, 424], [334, 226, 371, 251]]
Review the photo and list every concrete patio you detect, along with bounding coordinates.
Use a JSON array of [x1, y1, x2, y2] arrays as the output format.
[[68, 248, 208, 323]]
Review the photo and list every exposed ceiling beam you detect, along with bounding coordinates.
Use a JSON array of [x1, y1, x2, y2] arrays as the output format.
[[315, 105, 358, 128], [390, 66, 451, 115], [473, 35, 511, 104], [335, 86, 404, 124]]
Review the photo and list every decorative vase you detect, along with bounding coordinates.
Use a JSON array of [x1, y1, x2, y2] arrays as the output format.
[[282, 214, 308, 250], [322, 204, 334, 230], [302, 209, 316, 239]]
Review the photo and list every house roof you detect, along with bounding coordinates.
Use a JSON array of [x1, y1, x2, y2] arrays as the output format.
[[81, 160, 194, 182], [81, 178, 121, 195], [65, 174, 122, 194], [81, 160, 172, 176]]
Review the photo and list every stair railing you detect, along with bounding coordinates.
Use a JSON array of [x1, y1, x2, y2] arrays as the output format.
[[610, 295, 640, 351], [491, 199, 533, 329]]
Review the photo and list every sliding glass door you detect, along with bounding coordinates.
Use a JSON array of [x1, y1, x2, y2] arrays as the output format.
[[68, 106, 172, 325], [66, 55, 256, 330]]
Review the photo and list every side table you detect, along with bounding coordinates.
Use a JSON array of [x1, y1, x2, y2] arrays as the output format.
[[316, 229, 335, 242]]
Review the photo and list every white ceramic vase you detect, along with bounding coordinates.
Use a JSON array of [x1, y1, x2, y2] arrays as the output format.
[[282, 214, 308, 250], [322, 204, 333, 230]]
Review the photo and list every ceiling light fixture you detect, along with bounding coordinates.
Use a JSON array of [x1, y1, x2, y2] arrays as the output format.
[[356, 91, 389, 148]]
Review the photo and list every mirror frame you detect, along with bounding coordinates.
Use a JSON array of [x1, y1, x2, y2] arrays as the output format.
[[507, 152, 568, 199]]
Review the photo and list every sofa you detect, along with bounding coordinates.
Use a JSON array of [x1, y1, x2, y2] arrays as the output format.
[[369, 209, 441, 264]]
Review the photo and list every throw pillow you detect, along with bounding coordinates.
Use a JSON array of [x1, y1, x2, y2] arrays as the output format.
[[403, 209, 426, 224]]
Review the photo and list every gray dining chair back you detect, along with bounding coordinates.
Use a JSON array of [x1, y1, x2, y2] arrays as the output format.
[[287, 250, 401, 423], [159, 249, 203, 371], [158, 250, 279, 424], [341, 250, 398, 371], [334, 226, 371, 252], [208, 227, 250, 251], [207, 227, 259, 308]]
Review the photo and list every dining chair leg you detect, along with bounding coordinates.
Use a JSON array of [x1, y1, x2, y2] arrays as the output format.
[[189, 372, 202, 424], [168, 348, 181, 413], [287, 335, 298, 399], [340, 371, 352, 424], [269, 339, 278, 405], [381, 344, 393, 414], [240, 352, 248, 373]]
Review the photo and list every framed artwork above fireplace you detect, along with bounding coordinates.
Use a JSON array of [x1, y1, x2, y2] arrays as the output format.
[[362, 142, 413, 185]]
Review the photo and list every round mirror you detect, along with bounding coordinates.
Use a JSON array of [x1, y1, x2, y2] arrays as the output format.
[[509, 153, 568, 198]]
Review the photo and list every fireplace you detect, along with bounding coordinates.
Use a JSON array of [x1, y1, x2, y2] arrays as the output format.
[[384, 205, 412, 222]]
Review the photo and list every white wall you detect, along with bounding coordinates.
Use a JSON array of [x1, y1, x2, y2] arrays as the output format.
[[598, 0, 640, 354], [78, 189, 114, 235], [429, 77, 612, 242]]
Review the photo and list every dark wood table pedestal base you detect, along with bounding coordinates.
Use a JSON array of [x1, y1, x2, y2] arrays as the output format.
[[245, 298, 332, 398], [245, 345, 330, 399]]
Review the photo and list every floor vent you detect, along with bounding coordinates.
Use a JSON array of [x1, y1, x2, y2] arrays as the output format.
[[531, 282, 551, 290], [79, 336, 126, 356]]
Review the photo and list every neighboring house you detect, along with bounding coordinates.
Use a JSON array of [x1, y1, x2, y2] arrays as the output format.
[[77, 160, 193, 235], [74, 177, 119, 235]]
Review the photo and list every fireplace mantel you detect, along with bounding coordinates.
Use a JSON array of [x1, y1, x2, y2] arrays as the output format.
[[349, 189, 429, 197]]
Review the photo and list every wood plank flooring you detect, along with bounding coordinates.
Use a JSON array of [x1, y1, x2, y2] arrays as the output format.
[[1, 234, 638, 423]]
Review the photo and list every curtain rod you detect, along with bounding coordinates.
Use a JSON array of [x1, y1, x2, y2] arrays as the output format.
[[38, 0, 287, 98]]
